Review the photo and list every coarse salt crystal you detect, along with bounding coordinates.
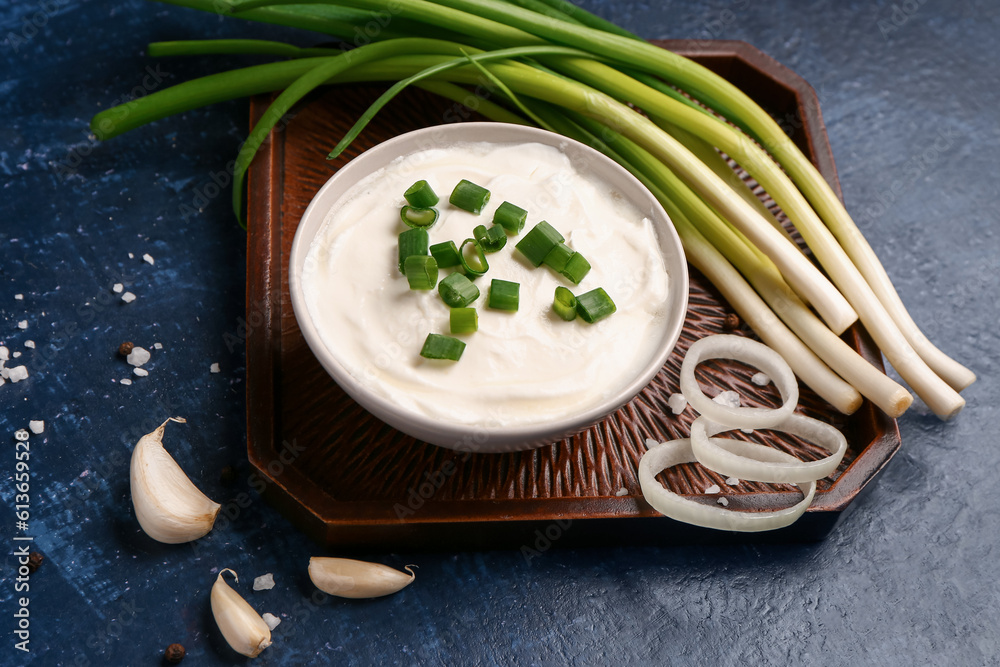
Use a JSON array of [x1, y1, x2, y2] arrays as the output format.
[[28, 420, 44, 434], [644, 437, 659, 448], [725, 477, 740, 486], [704, 484, 721, 494], [0, 368, 8, 379], [112, 283, 124, 293], [712, 391, 741, 408], [120, 378, 133, 385], [615, 487, 629, 497], [14, 294, 23, 300], [24, 340, 34, 349], [0, 378, 4, 387], [153, 342, 163, 350], [17, 320, 28, 330], [253, 573, 275, 591], [210, 363, 220, 374], [142, 253, 155, 265], [0, 346, 8, 360], [7, 365, 28, 383], [128, 252, 134, 259], [751, 372, 770, 386], [717, 497, 729, 507], [667, 393, 687, 415], [12, 351, 21, 358], [133, 367, 149, 377], [127, 347, 151, 367], [261, 613, 281, 631], [121, 292, 136, 303]]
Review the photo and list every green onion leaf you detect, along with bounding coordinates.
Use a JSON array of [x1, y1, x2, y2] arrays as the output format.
[[488, 279, 520, 311], [438, 272, 481, 308], [450, 307, 479, 334], [553, 286, 577, 321], [474, 224, 508, 253], [576, 287, 616, 323], [399, 205, 440, 229], [420, 333, 466, 361], [450, 179, 491, 214], [542, 242, 574, 273], [493, 201, 528, 234], [560, 252, 591, 285], [515, 220, 564, 267], [404, 255, 439, 290], [404, 180, 439, 208], [459, 237, 489, 278], [430, 240, 461, 268], [398, 227, 429, 273]]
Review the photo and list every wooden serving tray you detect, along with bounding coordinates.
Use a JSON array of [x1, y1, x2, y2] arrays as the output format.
[[246, 40, 901, 549]]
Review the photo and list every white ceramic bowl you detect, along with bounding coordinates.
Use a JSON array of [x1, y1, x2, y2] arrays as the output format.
[[289, 123, 688, 453]]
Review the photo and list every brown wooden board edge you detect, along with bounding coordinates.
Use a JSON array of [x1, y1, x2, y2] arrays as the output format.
[[245, 39, 901, 549]]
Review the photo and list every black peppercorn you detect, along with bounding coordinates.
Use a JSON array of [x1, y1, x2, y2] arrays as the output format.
[[164, 643, 185, 663], [722, 313, 740, 331], [219, 465, 238, 487], [119, 341, 135, 356], [26, 552, 43, 574]]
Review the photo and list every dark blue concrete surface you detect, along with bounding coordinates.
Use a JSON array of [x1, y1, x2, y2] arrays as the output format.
[[1, 1, 997, 665]]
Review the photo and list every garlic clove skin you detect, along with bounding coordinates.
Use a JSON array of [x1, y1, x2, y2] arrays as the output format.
[[308, 557, 416, 599], [130, 417, 221, 544], [211, 569, 272, 658]]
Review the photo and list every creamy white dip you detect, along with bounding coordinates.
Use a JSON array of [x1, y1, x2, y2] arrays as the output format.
[[303, 141, 669, 427]]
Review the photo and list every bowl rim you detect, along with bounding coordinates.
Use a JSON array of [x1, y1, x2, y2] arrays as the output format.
[[288, 122, 689, 452]]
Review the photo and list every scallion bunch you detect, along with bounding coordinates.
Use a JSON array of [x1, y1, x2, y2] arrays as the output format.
[[90, 0, 976, 419]]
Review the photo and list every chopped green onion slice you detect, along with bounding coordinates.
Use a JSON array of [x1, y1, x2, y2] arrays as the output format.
[[399, 205, 439, 229], [429, 240, 461, 268], [493, 201, 527, 234], [474, 224, 507, 253], [438, 272, 480, 308], [560, 252, 592, 285], [576, 287, 617, 323], [450, 307, 478, 334], [488, 279, 520, 311], [398, 227, 429, 273], [553, 286, 577, 321], [449, 179, 491, 214], [420, 333, 465, 361], [542, 242, 575, 273], [515, 221, 564, 267], [403, 254, 438, 290], [459, 237, 489, 278], [404, 180, 439, 208]]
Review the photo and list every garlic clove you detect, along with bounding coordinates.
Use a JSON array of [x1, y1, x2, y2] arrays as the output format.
[[130, 417, 221, 544], [308, 557, 416, 599], [211, 569, 273, 658]]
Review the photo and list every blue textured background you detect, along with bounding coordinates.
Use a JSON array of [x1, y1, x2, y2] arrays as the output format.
[[1, 1, 998, 665]]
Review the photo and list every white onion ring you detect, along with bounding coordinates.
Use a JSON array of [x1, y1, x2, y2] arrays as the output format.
[[638, 438, 816, 532], [689, 414, 848, 484], [679, 335, 798, 429]]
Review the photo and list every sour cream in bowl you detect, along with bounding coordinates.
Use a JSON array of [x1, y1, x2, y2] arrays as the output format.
[[289, 123, 688, 453]]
